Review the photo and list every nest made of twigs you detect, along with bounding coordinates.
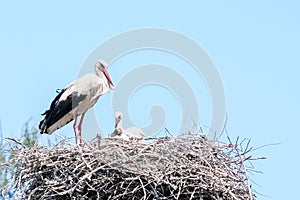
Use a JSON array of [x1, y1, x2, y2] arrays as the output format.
[[4, 134, 258, 200]]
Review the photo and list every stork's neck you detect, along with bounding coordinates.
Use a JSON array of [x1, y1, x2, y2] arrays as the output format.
[[115, 117, 123, 129], [94, 71, 112, 97], [95, 69, 105, 79]]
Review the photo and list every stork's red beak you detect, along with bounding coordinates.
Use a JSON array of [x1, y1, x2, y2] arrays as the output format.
[[103, 69, 114, 89]]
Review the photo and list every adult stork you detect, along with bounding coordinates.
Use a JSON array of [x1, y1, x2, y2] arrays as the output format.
[[39, 60, 114, 145]]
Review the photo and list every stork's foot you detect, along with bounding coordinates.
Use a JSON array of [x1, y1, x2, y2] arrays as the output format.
[[76, 132, 84, 147], [78, 138, 84, 147]]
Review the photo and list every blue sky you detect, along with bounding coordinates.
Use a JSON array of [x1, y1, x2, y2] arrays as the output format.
[[1, 1, 299, 199]]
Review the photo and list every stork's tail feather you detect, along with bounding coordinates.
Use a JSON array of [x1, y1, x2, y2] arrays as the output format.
[[39, 89, 87, 135], [39, 121, 46, 134], [39, 110, 49, 134]]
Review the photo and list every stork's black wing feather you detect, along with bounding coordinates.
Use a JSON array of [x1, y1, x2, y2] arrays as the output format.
[[41, 88, 66, 116], [39, 90, 87, 134]]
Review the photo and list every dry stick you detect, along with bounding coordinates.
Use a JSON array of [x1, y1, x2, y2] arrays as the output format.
[[4, 137, 25, 147], [251, 142, 280, 152], [234, 145, 253, 200], [53, 132, 74, 146], [138, 176, 147, 200]]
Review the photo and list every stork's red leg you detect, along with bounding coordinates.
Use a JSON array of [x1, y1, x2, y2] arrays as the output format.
[[73, 116, 78, 145], [78, 112, 86, 145]]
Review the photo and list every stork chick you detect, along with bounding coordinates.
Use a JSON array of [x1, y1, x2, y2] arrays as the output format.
[[110, 111, 145, 141]]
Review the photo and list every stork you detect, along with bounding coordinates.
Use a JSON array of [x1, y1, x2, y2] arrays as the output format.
[[39, 60, 114, 145], [110, 111, 145, 141]]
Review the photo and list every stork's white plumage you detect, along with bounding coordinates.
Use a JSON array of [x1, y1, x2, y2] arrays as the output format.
[[110, 111, 145, 141], [39, 60, 114, 145]]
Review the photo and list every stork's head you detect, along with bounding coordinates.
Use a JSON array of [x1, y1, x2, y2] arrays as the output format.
[[95, 60, 114, 89], [115, 111, 123, 128]]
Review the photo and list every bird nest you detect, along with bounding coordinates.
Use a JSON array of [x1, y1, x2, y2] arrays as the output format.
[[4, 134, 258, 200]]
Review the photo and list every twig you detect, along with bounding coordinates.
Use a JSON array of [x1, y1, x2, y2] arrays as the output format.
[[234, 145, 253, 200], [4, 137, 25, 147]]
